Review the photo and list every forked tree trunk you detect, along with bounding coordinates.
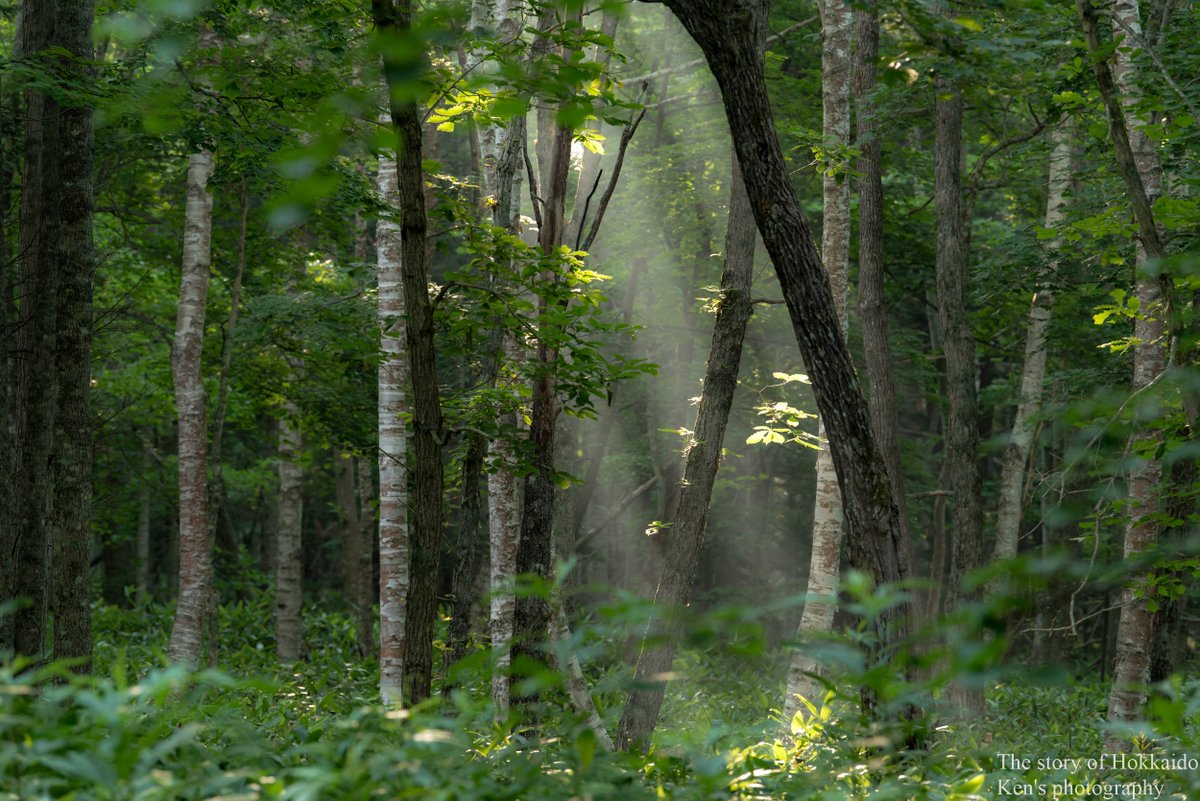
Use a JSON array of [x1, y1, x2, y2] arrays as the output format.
[[784, 0, 850, 724], [657, 0, 915, 701], [275, 409, 304, 663], [993, 124, 1072, 566], [167, 146, 216, 667], [375, 153, 409, 704]]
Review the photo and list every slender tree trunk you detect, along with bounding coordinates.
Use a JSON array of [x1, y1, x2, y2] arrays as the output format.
[[137, 436, 153, 603], [660, 1, 916, 697], [445, 433, 487, 676], [375, 152, 409, 704], [993, 124, 1072, 566], [934, 73, 985, 716], [167, 146, 216, 667], [0, 68, 14, 652], [854, 1, 909, 541], [616, 135, 757, 751], [1077, 0, 1170, 749], [510, 6, 577, 710], [275, 409, 304, 663], [356, 455, 376, 657], [784, 0, 851, 724], [336, 453, 360, 609]]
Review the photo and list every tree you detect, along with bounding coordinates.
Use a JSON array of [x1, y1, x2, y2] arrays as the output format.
[[166, 26, 219, 668], [654, 0, 917, 699], [275, 408, 304, 663], [784, 0, 852, 724]]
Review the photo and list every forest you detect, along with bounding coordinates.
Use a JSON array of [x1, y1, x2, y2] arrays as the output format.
[[2, 0, 1200, 797]]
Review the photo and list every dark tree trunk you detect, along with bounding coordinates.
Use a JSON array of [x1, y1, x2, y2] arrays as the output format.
[[49, 0, 97, 669], [658, 0, 915, 664], [10, 0, 62, 662], [444, 433, 487, 677], [934, 79, 984, 716], [853, 2, 909, 542], [375, 0, 446, 704]]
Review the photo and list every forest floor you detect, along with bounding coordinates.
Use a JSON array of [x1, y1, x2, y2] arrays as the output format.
[[3, 599, 1198, 800]]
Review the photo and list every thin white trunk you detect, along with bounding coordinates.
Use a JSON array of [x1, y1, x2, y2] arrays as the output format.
[[275, 407, 304, 663], [166, 147, 215, 667], [551, 589, 614, 750], [377, 154, 410, 705], [1106, 0, 1167, 749], [993, 124, 1072, 565], [784, 0, 851, 725]]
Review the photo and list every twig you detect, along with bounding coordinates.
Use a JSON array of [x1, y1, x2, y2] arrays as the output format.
[[580, 106, 647, 251]]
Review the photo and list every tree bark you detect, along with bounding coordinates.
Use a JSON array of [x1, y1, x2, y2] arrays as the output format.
[[275, 409, 304, 663], [934, 73, 984, 716], [375, 152, 409, 704], [356, 455, 377, 657], [784, 0, 851, 725], [658, 0, 915, 680], [9, 0, 64, 661], [993, 124, 1072, 566], [46, 0, 96, 670], [853, 1, 909, 544], [166, 144, 216, 667]]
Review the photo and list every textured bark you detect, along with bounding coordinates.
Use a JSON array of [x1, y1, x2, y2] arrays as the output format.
[[376, 153, 409, 704], [660, 0, 915, 677], [853, 2, 909, 543], [10, 0, 61, 661], [46, 0, 96, 669], [275, 410, 304, 663], [488, 408, 521, 713], [166, 147, 216, 667], [934, 76, 984, 716], [445, 434, 487, 676], [784, 0, 851, 725], [1082, 0, 1169, 750], [993, 125, 1072, 566], [616, 141, 756, 752]]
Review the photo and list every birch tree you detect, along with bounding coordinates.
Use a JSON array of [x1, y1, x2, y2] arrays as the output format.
[[275, 407, 304, 663], [993, 124, 1073, 567], [784, 0, 851, 724], [167, 28, 220, 665]]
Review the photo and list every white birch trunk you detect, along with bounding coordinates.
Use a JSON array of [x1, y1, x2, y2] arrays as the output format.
[[167, 147, 215, 667], [377, 154, 410, 705], [275, 406, 304, 663], [1105, 0, 1167, 748], [784, 0, 851, 725], [992, 124, 1072, 566]]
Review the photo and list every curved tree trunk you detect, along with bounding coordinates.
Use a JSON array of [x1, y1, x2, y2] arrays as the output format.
[[993, 124, 1073, 566], [784, 0, 851, 724]]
